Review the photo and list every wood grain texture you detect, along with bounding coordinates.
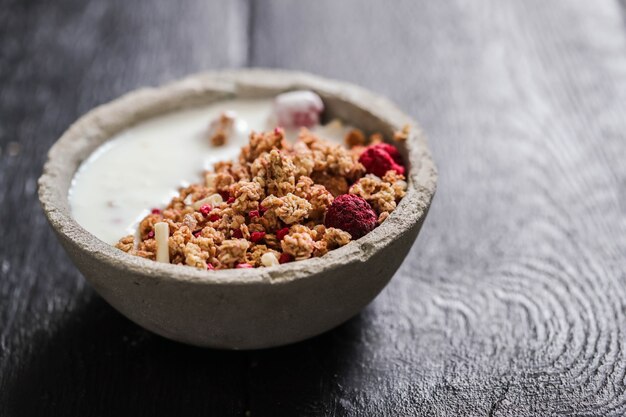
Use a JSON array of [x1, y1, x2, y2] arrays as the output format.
[[2, 0, 626, 416]]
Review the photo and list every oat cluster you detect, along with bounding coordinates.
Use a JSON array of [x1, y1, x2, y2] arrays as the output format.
[[116, 127, 407, 270]]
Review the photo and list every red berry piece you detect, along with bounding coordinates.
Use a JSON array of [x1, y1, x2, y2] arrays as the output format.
[[207, 264, 215, 270], [147, 230, 155, 239], [227, 197, 235, 204], [359, 144, 405, 177], [248, 210, 260, 219], [371, 143, 403, 166], [279, 253, 293, 264], [324, 194, 377, 239], [209, 214, 220, 222], [259, 204, 268, 215], [276, 227, 290, 241], [219, 190, 230, 201], [151, 208, 161, 215], [232, 229, 243, 239], [236, 263, 253, 269], [193, 230, 202, 237], [250, 231, 266, 243], [199, 204, 212, 216]]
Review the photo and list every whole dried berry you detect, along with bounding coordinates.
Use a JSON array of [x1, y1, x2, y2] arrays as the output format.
[[276, 227, 290, 241], [199, 204, 212, 216], [324, 194, 377, 239], [359, 144, 405, 177], [372, 143, 403, 166], [279, 253, 293, 264], [250, 231, 266, 243]]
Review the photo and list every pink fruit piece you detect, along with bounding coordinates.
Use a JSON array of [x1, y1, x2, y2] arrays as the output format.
[[272, 90, 324, 129], [324, 194, 377, 239], [276, 227, 290, 241], [279, 253, 293, 264], [359, 145, 405, 177], [250, 231, 266, 243], [199, 204, 212, 216]]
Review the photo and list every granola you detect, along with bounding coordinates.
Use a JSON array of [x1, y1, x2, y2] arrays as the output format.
[[117, 125, 406, 270]]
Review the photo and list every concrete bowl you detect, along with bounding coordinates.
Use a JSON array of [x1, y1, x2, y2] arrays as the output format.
[[38, 69, 437, 349]]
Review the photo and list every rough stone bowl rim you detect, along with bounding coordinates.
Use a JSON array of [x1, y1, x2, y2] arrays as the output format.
[[38, 69, 437, 287]]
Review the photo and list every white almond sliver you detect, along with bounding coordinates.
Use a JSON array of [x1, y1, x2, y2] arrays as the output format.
[[155, 222, 170, 263], [192, 193, 223, 210]]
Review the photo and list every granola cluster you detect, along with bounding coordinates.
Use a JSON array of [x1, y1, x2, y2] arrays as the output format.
[[116, 127, 408, 270]]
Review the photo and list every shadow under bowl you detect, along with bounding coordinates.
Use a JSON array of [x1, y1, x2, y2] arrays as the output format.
[[38, 69, 437, 349]]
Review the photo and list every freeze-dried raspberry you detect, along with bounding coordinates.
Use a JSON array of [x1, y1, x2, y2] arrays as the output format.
[[324, 194, 377, 239], [250, 231, 266, 243], [279, 253, 293, 264], [232, 229, 243, 239], [359, 144, 405, 177], [151, 208, 161, 215], [199, 204, 212, 216], [372, 143, 403, 166], [248, 210, 260, 219], [276, 227, 290, 241]]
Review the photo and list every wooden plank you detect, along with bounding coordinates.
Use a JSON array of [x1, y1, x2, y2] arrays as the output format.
[[247, 0, 626, 415], [3, 0, 626, 415], [0, 0, 250, 415]]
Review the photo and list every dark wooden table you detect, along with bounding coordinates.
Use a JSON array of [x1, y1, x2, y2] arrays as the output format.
[[2, 0, 626, 415]]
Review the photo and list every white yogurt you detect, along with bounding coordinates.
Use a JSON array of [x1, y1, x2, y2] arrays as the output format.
[[69, 99, 352, 244]]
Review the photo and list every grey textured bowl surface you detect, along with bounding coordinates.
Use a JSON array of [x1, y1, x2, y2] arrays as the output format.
[[38, 69, 437, 349]]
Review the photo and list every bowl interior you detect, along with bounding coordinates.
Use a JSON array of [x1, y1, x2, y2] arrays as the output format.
[[38, 69, 436, 286]]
